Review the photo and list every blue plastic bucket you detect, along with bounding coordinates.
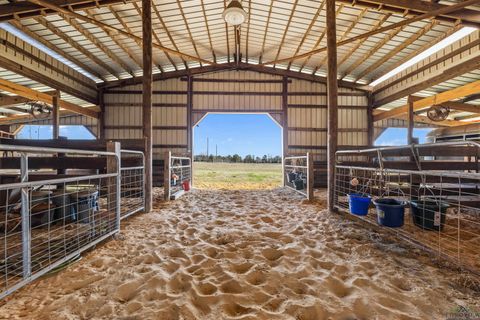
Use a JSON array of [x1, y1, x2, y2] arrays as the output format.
[[373, 198, 405, 228], [348, 193, 371, 216]]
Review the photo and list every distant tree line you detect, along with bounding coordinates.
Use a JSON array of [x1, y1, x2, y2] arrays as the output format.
[[194, 154, 281, 163]]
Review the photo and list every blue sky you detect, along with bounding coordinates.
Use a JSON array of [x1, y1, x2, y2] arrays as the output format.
[[17, 125, 95, 140], [194, 114, 282, 157], [375, 128, 433, 146]]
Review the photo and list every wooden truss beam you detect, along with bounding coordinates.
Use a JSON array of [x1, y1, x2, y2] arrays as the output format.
[[0, 78, 99, 119], [263, 0, 480, 66], [10, 21, 105, 81], [0, 94, 29, 107], [100, 62, 367, 91], [26, 0, 213, 66], [374, 54, 480, 107], [0, 107, 99, 124], [374, 79, 480, 122], [0, 0, 133, 22], [336, 0, 480, 28], [370, 23, 462, 88]]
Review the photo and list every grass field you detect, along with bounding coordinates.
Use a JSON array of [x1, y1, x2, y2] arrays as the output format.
[[193, 162, 282, 190]]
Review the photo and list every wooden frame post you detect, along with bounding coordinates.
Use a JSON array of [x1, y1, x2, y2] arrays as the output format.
[[142, 0, 153, 213], [367, 93, 374, 147], [52, 90, 60, 139], [282, 76, 288, 158], [187, 76, 193, 158], [307, 152, 314, 201], [98, 88, 106, 139], [407, 95, 414, 145], [164, 150, 171, 201], [326, 0, 338, 212]]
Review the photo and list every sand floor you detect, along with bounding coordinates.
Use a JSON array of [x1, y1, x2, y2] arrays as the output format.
[[0, 188, 478, 320]]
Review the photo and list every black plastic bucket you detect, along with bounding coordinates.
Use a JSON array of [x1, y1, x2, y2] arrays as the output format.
[[373, 198, 405, 228], [410, 200, 449, 231], [294, 179, 304, 190]]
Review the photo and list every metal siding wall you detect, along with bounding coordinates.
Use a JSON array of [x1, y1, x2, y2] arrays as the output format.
[[104, 70, 369, 187]]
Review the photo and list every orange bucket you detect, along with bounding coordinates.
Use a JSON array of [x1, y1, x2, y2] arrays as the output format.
[[182, 180, 190, 191]]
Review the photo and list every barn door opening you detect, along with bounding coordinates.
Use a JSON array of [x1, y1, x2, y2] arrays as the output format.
[[192, 113, 283, 190]]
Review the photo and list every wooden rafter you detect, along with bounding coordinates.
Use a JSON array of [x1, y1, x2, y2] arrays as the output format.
[[245, 0, 252, 63], [272, 0, 299, 68], [200, 0, 217, 63], [299, 2, 340, 72], [59, 13, 133, 76], [34, 16, 118, 77], [0, 78, 98, 118], [370, 23, 462, 88], [26, 0, 213, 65], [0, 93, 29, 107], [336, 0, 480, 28], [337, 13, 390, 68], [262, 0, 480, 66], [340, 22, 406, 79], [9, 20, 105, 81], [287, 1, 325, 70], [152, 4, 186, 70], [0, 0, 134, 22], [85, 8, 142, 71], [315, 6, 366, 73], [259, 0, 274, 64], [224, 0, 231, 63], [177, 0, 204, 67], [354, 20, 438, 81], [374, 79, 480, 122]]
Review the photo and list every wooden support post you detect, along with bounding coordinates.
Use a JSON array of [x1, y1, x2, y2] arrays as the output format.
[[307, 152, 314, 201], [367, 93, 374, 147], [164, 150, 171, 201], [187, 76, 193, 158], [52, 90, 60, 139], [99, 88, 106, 139], [326, 0, 338, 212], [107, 141, 121, 229], [142, 0, 153, 213], [407, 95, 414, 145], [282, 76, 288, 158]]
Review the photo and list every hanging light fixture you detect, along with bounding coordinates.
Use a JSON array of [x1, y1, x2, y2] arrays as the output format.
[[222, 0, 247, 26]]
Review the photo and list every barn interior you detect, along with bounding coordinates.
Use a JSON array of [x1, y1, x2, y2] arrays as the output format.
[[0, 0, 479, 319]]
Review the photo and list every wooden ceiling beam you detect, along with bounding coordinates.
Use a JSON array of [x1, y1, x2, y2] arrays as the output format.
[[272, 0, 299, 68], [177, 0, 204, 67], [0, 0, 134, 22], [374, 79, 480, 121], [200, 0, 217, 63], [337, 0, 480, 28], [60, 13, 133, 76], [340, 22, 406, 79], [100, 62, 368, 91], [35, 16, 119, 77], [355, 20, 438, 81], [299, 2, 341, 72], [85, 8, 142, 72], [26, 0, 213, 65], [0, 94, 29, 107], [315, 6, 366, 73], [287, 1, 325, 70], [262, 0, 480, 66], [370, 23, 462, 88], [151, 4, 186, 70], [9, 20, 105, 81], [259, 0, 274, 64], [0, 78, 99, 119]]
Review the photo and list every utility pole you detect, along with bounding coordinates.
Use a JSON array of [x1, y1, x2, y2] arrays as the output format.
[[215, 144, 218, 160]]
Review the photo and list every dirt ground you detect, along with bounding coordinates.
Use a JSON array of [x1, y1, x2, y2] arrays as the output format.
[[0, 188, 478, 320]]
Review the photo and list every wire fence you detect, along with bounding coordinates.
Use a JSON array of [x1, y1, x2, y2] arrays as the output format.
[[164, 151, 191, 201], [120, 150, 145, 220], [334, 142, 480, 274], [0, 144, 145, 299], [283, 153, 313, 200]]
